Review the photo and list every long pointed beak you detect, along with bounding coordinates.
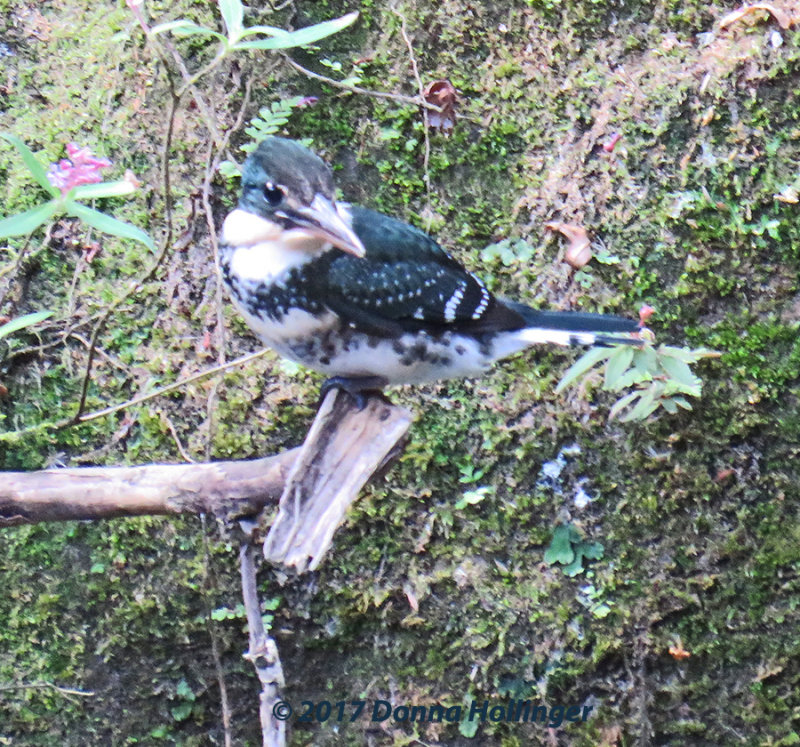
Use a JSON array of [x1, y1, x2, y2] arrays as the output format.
[[280, 194, 365, 258]]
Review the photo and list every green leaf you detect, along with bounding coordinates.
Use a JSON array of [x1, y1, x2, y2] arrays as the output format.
[[591, 602, 613, 618], [236, 23, 291, 38], [175, 679, 195, 701], [659, 355, 701, 396], [232, 10, 358, 50], [218, 160, 241, 178], [66, 202, 155, 251], [581, 541, 604, 560], [672, 396, 693, 410], [211, 606, 233, 621], [459, 705, 479, 738], [340, 75, 363, 87], [619, 388, 659, 422], [555, 346, 616, 393], [661, 398, 678, 414], [594, 248, 621, 265], [0, 200, 60, 239], [71, 180, 137, 200], [632, 344, 659, 373], [218, 0, 244, 35], [0, 311, 53, 341], [170, 701, 193, 721], [603, 345, 634, 391], [663, 379, 699, 398], [544, 525, 575, 565], [562, 556, 586, 577], [659, 345, 719, 363], [608, 390, 641, 421], [613, 366, 653, 390], [0, 133, 59, 196], [244, 125, 278, 138], [150, 20, 225, 40]]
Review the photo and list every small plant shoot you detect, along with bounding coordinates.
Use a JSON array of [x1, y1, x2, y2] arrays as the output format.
[[556, 325, 719, 422], [152, 1, 358, 57]]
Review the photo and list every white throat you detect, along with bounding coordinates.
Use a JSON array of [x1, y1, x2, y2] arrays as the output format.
[[222, 208, 328, 284]]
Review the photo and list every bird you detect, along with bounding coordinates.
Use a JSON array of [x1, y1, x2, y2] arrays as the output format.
[[218, 136, 640, 402]]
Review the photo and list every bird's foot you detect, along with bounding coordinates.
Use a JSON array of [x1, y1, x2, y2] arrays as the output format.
[[319, 375, 390, 410]]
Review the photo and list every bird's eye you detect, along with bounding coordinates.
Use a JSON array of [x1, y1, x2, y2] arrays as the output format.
[[263, 182, 285, 207]]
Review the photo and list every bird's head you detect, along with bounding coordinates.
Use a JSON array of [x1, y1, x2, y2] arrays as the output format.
[[221, 137, 365, 258]]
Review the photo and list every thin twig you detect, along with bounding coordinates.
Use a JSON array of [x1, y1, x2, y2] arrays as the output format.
[[67, 332, 128, 371], [177, 46, 229, 97], [0, 681, 95, 699], [394, 8, 433, 226], [0, 347, 273, 443], [203, 131, 224, 464], [162, 411, 197, 464], [0, 227, 49, 311], [200, 75, 253, 461], [128, 3, 223, 144], [4, 314, 105, 363], [281, 53, 443, 113], [72, 243, 171, 422], [76, 347, 271, 426], [240, 537, 286, 747], [160, 95, 179, 259], [201, 514, 233, 747]]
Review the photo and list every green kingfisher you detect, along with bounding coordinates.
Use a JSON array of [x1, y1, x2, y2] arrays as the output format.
[[219, 137, 640, 399]]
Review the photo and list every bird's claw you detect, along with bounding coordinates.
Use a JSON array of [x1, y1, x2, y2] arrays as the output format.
[[319, 376, 390, 410]]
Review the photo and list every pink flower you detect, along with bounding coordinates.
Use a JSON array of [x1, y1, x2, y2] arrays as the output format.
[[47, 143, 112, 195]]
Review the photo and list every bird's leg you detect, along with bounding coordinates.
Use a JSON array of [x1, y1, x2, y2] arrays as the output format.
[[318, 375, 390, 410]]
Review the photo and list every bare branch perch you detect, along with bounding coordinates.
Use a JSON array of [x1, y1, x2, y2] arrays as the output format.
[[0, 393, 413, 543], [0, 451, 298, 527], [263, 390, 413, 572]]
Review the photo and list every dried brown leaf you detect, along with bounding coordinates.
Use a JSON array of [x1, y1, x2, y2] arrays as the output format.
[[719, 3, 792, 30], [774, 185, 799, 203], [668, 643, 692, 660], [545, 222, 592, 268], [423, 79, 457, 132], [404, 585, 419, 612]]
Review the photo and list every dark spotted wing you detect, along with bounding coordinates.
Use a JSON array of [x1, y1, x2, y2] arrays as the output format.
[[311, 206, 526, 335]]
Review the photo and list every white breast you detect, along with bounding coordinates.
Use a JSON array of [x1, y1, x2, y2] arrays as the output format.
[[228, 241, 310, 284]]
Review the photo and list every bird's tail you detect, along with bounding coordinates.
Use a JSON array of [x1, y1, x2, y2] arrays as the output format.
[[506, 303, 641, 348]]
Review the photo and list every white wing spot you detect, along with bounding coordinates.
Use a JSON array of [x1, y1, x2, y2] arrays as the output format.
[[472, 286, 490, 319], [444, 281, 467, 322]]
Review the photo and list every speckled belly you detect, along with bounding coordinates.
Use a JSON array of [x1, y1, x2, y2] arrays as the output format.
[[284, 326, 499, 385], [233, 296, 498, 384]]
